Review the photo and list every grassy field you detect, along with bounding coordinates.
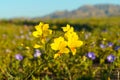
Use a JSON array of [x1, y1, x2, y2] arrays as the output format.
[[0, 17, 120, 80]]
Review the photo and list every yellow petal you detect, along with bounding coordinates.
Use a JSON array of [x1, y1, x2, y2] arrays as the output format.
[[34, 44, 41, 48], [35, 25, 41, 31], [67, 27, 74, 33], [49, 30, 52, 34], [62, 24, 70, 32], [51, 37, 67, 51], [42, 24, 49, 30], [58, 41, 67, 50], [26, 46, 30, 49], [60, 48, 70, 54], [54, 53, 60, 59], [51, 43, 59, 50], [41, 38, 46, 44], [39, 22, 44, 27], [68, 40, 83, 48], [32, 31, 42, 37], [71, 48, 76, 55], [76, 40, 83, 47], [64, 31, 77, 40], [54, 37, 64, 43]]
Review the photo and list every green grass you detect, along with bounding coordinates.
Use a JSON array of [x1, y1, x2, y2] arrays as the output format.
[[0, 18, 120, 79]]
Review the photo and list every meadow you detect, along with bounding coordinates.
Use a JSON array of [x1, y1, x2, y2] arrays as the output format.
[[0, 17, 120, 80]]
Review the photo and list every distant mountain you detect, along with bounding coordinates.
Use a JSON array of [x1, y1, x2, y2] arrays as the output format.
[[42, 4, 120, 19]]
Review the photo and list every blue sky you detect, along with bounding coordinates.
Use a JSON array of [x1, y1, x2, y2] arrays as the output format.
[[0, 0, 119, 19]]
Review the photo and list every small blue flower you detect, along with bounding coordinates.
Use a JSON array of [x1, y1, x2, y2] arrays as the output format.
[[86, 52, 96, 60], [34, 49, 41, 58], [15, 54, 23, 61], [107, 42, 113, 47], [114, 46, 120, 51], [100, 44, 106, 49], [107, 54, 115, 63]]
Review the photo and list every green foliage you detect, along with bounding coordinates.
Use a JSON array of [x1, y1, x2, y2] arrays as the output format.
[[0, 17, 120, 79]]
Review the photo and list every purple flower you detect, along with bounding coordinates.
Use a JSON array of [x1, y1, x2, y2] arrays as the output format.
[[100, 44, 106, 49], [107, 54, 115, 63], [86, 52, 96, 60], [107, 42, 113, 47], [114, 46, 120, 51], [15, 54, 23, 61], [34, 49, 41, 58]]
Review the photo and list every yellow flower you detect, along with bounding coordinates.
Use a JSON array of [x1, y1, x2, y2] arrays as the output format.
[[65, 31, 78, 40], [68, 40, 83, 55], [32, 22, 52, 38], [54, 47, 69, 59], [32, 23, 43, 37], [25, 46, 30, 49], [51, 37, 66, 50], [51, 37, 69, 58], [66, 32, 83, 47], [35, 22, 44, 31], [32, 22, 52, 44], [34, 44, 41, 48], [67, 34, 83, 55], [51, 37, 69, 52], [103, 38, 106, 41], [54, 53, 60, 59], [63, 25, 83, 55], [62, 24, 74, 32]]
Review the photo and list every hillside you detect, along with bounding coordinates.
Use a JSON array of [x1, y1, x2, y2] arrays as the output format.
[[42, 4, 120, 19]]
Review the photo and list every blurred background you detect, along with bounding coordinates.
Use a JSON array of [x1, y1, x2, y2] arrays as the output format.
[[0, 0, 120, 26], [0, 0, 120, 19]]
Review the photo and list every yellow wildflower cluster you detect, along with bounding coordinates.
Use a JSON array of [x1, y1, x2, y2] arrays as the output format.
[[62, 24, 83, 55], [32, 22, 83, 58], [32, 22, 52, 47], [51, 37, 70, 59], [51, 24, 83, 58]]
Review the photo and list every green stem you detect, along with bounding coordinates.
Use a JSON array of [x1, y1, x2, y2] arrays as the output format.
[[25, 63, 44, 80], [63, 62, 72, 80]]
